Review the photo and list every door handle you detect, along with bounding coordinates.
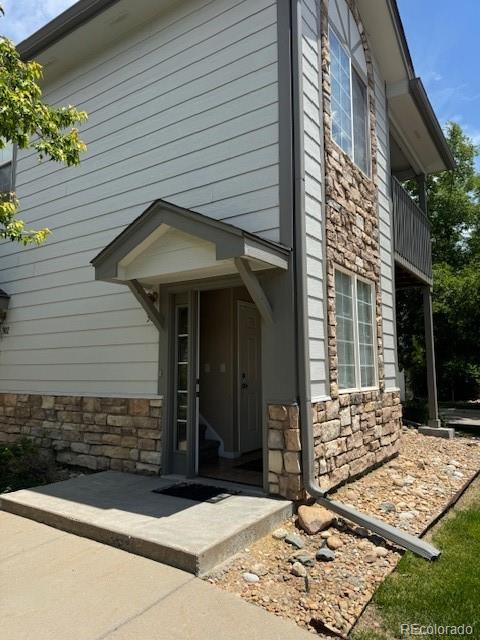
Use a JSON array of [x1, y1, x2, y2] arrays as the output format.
[[241, 373, 248, 389]]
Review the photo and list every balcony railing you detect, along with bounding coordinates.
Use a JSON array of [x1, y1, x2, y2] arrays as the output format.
[[392, 176, 432, 283]]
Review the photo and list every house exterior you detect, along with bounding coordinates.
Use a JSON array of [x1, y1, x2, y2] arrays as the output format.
[[0, 0, 454, 499]]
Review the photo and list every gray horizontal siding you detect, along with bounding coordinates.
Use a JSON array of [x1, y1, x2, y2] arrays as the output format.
[[374, 60, 398, 389], [302, 0, 328, 400], [0, 0, 279, 396]]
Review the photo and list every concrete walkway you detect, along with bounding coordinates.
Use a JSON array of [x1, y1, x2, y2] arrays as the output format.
[[0, 471, 292, 575], [0, 511, 312, 640], [440, 407, 480, 431]]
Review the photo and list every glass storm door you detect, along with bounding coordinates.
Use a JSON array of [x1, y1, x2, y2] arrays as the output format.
[[170, 291, 199, 476]]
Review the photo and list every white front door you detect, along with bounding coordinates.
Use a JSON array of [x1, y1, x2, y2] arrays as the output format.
[[237, 302, 261, 453]]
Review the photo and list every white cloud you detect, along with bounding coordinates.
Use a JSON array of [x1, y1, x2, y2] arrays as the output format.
[[1, 0, 77, 43]]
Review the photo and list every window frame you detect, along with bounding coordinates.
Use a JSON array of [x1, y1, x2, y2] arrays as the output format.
[[328, 24, 371, 177], [0, 143, 16, 194], [334, 266, 378, 393]]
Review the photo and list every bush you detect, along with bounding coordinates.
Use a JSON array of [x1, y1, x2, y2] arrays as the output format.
[[0, 439, 57, 493], [402, 398, 429, 424]]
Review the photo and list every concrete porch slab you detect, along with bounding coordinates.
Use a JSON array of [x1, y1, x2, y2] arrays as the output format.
[[0, 471, 292, 575]]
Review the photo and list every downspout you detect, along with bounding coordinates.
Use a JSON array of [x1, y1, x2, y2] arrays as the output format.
[[289, 0, 439, 560]]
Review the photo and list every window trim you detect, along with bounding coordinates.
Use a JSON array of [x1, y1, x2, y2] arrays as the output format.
[[334, 265, 378, 393], [0, 143, 17, 194], [328, 24, 371, 177]]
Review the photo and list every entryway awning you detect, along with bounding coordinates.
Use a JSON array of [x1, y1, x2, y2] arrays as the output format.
[[91, 200, 290, 324]]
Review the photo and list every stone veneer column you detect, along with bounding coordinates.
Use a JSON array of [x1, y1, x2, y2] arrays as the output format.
[[0, 394, 163, 474], [267, 404, 306, 500]]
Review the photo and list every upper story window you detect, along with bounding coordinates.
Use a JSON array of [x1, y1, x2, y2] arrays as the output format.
[[0, 142, 14, 194], [328, 0, 370, 176], [335, 269, 377, 391]]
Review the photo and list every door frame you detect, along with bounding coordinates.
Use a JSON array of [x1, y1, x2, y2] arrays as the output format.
[[164, 290, 199, 478], [161, 276, 267, 493], [236, 300, 262, 454]]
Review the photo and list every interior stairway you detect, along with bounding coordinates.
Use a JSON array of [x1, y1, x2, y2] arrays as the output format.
[[199, 419, 220, 464]]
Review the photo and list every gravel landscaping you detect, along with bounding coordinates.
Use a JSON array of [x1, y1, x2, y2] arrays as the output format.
[[205, 428, 480, 637]]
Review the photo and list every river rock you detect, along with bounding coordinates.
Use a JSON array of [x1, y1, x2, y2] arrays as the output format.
[[380, 501, 396, 513], [272, 528, 288, 540], [242, 572, 260, 583], [291, 561, 307, 577], [284, 533, 305, 549], [297, 505, 335, 535], [250, 563, 268, 576], [326, 535, 343, 550], [316, 547, 336, 562]]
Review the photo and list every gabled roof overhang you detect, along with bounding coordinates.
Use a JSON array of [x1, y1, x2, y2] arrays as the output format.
[[92, 200, 289, 281], [91, 200, 289, 324], [356, 0, 455, 176]]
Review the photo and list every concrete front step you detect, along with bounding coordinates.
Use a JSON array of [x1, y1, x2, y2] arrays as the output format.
[[0, 471, 292, 575]]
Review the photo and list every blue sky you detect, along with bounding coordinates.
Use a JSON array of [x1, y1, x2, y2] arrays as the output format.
[[398, 0, 480, 166], [2, 0, 479, 164]]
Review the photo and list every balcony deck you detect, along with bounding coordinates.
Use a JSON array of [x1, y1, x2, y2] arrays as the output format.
[[392, 176, 433, 286]]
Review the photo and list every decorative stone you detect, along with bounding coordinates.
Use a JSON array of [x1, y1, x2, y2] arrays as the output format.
[[316, 548, 335, 562], [321, 420, 341, 442], [272, 528, 288, 540], [128, 398, 150, 416], [364, 553, 377, 564], [380, 501, 396, 513], [325, 400, 340, 420], [284, 534, 305, 549], [268, 429, 284, 450], [326, 535, 343, 550], [284, 451, 301, 474], [268, 405, 288, 421], [250, 563, 268, 576], [284, 429, 301, 451], [374, 546, 388, 558], [291, 561, 307, 577], [297, 505, 335, 535], [289, 553, 315, 567], [268, 450, 283, 474], [242, 572, 260, 583]]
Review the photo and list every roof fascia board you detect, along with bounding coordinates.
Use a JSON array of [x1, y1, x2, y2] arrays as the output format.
[[17, 0, 121, 60], [385, 0, 415, 78], [409, 78, 456, 170]]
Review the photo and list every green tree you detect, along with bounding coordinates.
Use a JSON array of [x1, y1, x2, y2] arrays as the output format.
[[0, 7, 86, 244], [427, 122, 480, 267], [397, 122, 480, 402]]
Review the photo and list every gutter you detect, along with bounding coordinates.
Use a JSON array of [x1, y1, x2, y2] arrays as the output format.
[[290, 0, 440, 561]]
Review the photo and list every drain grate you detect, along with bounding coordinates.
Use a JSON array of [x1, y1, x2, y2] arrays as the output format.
[[153, 483, 237, 503]]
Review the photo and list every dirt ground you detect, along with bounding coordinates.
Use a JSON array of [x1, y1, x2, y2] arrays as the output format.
[[205, 428, 480, 636]]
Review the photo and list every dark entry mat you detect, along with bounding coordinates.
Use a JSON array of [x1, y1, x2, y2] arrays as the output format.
[[235, 457, 263, 473], [153, 483, 236, 503]]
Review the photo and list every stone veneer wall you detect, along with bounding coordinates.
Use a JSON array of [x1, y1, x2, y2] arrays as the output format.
[[0, 393, 162, 474], [313, 390, 401, 490], [314, 0, 402, 489]]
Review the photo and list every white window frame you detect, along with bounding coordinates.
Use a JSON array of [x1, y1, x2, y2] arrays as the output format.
[[328, 24, 371, 177], [334, 266, 378, 393]]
